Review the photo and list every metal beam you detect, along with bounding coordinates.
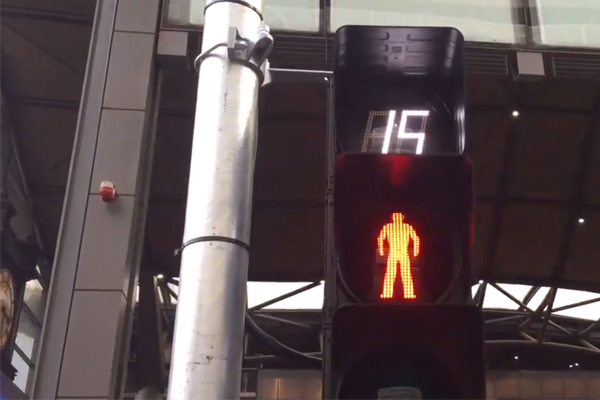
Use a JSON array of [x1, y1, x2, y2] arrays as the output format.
[[1, 21, 84, 76], [580, 318, 600, 337], [538, 287, 557, 343], [520, 286, 541, 311], [134, 268, 166, 390], [490, 282, 534, 313], [485, 314, 527, 324], [1, 5, 94, 25], [474, 281, 487, 308], [11, 96, 79, 110], [248, 282, 321, 311], [519, 288, 553, 330], [552, 297, 600, 313], [251, 313, 314, 330]]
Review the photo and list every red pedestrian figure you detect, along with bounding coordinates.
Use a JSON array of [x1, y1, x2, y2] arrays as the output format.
[[377, 213, 420, 299]]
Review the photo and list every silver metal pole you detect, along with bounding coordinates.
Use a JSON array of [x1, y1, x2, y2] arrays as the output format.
[[167, 0, 264, 399]]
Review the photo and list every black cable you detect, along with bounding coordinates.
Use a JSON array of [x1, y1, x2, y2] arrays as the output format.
[[435, 229, 463, 303], [335, 254, 362, 303], [244, 312, 322, 366]]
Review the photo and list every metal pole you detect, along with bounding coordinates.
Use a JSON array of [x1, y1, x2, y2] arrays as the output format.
[[167, 0, 265, 399]]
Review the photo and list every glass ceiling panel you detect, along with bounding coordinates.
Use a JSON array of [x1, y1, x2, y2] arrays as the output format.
[[531, 0, 600, 48], [553, 288, 600, 321], [247, 282, 324, 309], [330, 0, 523, 44], [526, 286, 551, 311], [164, 0, 321, 32], [481, 283, 529, 310]]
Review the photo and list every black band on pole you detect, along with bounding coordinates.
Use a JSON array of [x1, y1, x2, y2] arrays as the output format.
[[204, 0, 263, 20], [176, 235, 250, 256]]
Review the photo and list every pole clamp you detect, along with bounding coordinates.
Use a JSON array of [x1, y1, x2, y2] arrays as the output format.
[[175, 235, 250, 256], [194, 24, 274, 85]]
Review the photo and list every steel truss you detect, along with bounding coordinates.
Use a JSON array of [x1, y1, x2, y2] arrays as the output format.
[[152, 278, 600, 363]]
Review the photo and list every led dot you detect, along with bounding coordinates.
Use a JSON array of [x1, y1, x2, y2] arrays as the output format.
[[575, 363, 579, 367], [512, 110, 520, 117], [578, 218, 585, 224], [569, 364, 574, 368], [156, 274, 164, 279], [478, 280, 484, 284], [514, 356, 519, 360]]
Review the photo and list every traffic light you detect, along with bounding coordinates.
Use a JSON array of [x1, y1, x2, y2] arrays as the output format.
[[323, 26, 486, 399]]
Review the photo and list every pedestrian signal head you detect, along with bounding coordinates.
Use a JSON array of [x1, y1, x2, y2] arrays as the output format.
[[334, 153, 474, 304]]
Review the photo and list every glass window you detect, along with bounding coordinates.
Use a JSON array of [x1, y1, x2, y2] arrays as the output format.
[[11, 350, 33, 394], [525, 286, 551, 310], [15, 309, 41, 361], [23, 278, 45, 322], [264, 0, 320, 32], [330, 0, 523, 44], [165, 0, 192, 26], [531, 0, 600, 48], [481, 283, 532, 310], [553, 289, 600, 321], [165, 0, 320, 32]]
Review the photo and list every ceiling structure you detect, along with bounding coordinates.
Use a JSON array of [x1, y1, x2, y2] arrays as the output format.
[[2, 0, 600, 293], [154, 61, 600, 291], [146, 277, 600, 374], [1, 0, 96, 267]]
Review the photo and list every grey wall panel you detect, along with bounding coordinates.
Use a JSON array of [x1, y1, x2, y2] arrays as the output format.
[[58, 290, 126, 398], [103, 32, 155, 111], [33, 0, 161, 396], [116, 0, 161, 33], [257, 369, 322, 400], [492, 373, 520, 399], [564, 376, 589, 399], [489, 371, 600, 400], [75, 195, 136, 292], [90, 109, 146, 196], [541, 375, 566, 399], [518, 375, 542, 398]]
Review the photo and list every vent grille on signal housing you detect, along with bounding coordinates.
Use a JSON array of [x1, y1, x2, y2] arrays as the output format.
[[269, 34, 511, 76], [465, 48, 508, 75], [269, 35, 332, 70], [552, 54, 600, 79]]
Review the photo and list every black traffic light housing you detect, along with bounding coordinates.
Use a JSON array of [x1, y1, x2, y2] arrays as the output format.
[[324, 25, 485, 400], [334, 26, 466, 155], [331, 305, 485, 400]]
